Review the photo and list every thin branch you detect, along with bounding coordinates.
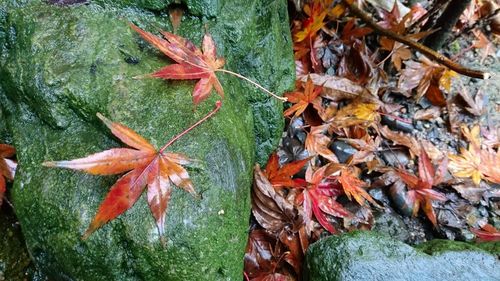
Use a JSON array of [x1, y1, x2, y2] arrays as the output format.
[[344, 1, 489, 79], [215, 69, 288, 102], [159, 101, 222, 153]]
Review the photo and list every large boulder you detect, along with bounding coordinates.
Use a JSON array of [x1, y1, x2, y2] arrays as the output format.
[[304, 231, 500, 281], [0, 0, 294, 280]]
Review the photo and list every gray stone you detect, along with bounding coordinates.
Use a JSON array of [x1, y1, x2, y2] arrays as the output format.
[[0, 0, 294, 280], [304, 231, 500, 281]]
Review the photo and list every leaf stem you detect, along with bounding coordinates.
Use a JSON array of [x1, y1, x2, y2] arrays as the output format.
[[215, 69, 288, 102], [159, 101, 222, 153]]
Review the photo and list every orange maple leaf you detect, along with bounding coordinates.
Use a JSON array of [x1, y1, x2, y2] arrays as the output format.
[[44, 102, 221, 239], [338, 167, 379, 207], [471, 224, 500, 242], [284, 77, 322, 118], [263, 152, 309, 188], [130, 24, 225, 105], [0, 144, 16, 207], [294, 2, 327, 43], [397, 149, 447, 226], [448, 125, 500, 185]]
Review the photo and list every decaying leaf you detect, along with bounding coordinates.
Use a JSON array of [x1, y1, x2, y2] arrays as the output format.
[[130, 24, 225, 105], [299, 73, 366, 102], [43, 108, 222, 239], [379, 125, 420, 158], [0, 144, 17, 207], [305, 125, 338, 162], [244, 230, 297, 281]]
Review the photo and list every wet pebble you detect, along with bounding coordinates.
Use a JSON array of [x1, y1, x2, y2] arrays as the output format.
[[330, 140, 357, 163], [381, 115, 415, 133], [380, 150, 410, 167]]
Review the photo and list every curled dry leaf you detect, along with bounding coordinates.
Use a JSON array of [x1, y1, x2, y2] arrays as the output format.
[[130, 23, 225, 105], [0, 144, 17, 207], [252, 165, 299, 233], [298, 73, 366, 102], [305, 124, 338, 163], [379, 125, 420, 158]]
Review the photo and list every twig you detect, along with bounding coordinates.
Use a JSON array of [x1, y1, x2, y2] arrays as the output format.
[[344, 0, 489, 79], [160, 101, 222, 153]]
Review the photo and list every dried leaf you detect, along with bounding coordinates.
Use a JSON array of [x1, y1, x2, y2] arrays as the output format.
[[298, 73, 366, 102], [379, 125, 420, 158], [305, 125, 338, 162], [414, 106, 441, 120], [252, 165, 298, 233]]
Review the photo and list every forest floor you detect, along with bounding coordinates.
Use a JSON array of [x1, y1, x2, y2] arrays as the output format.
[[244, 1, 500, 280]]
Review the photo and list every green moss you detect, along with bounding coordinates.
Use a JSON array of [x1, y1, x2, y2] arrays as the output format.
[[416, 239, 500, 256], [0, 0, 294, 280]]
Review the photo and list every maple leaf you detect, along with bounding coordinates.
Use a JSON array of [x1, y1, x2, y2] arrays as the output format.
[[379, 125, 420, 158], [338, 167, 379, 207], [0, 144, 17, 207], [398, 58, 455, 105], [130, 23, 225, 105], [244, 229, 297, 281], [43, 102, 221, 239], [448, 125, 500, 185], [305, 124, 338, 163], [396, 149, 447, 226], [471, 224, 500, 242], [332, 98, 380, 128], [284, 77, 322, 118], [295, 165, 350, 234], [294, 2, 327, 43], [263, 153, 309, 188]]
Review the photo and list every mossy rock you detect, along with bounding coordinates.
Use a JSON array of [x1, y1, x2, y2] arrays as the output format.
[[0, 0, 294, 280], [304, 231, 500, 281]]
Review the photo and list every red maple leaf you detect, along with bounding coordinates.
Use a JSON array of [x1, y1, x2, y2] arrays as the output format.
[[396, 149, 447, 226], [130, 24, 225, 105], [471, 224, 500, 242], [0, 144, 16, 207], [44, 102, 221, 239], [295, 165, 350, 234], [263, 153, 309, 188]]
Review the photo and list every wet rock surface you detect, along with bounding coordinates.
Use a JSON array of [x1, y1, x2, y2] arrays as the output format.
[[304, 231, 500, 281], [0, 0, 294, 280]]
